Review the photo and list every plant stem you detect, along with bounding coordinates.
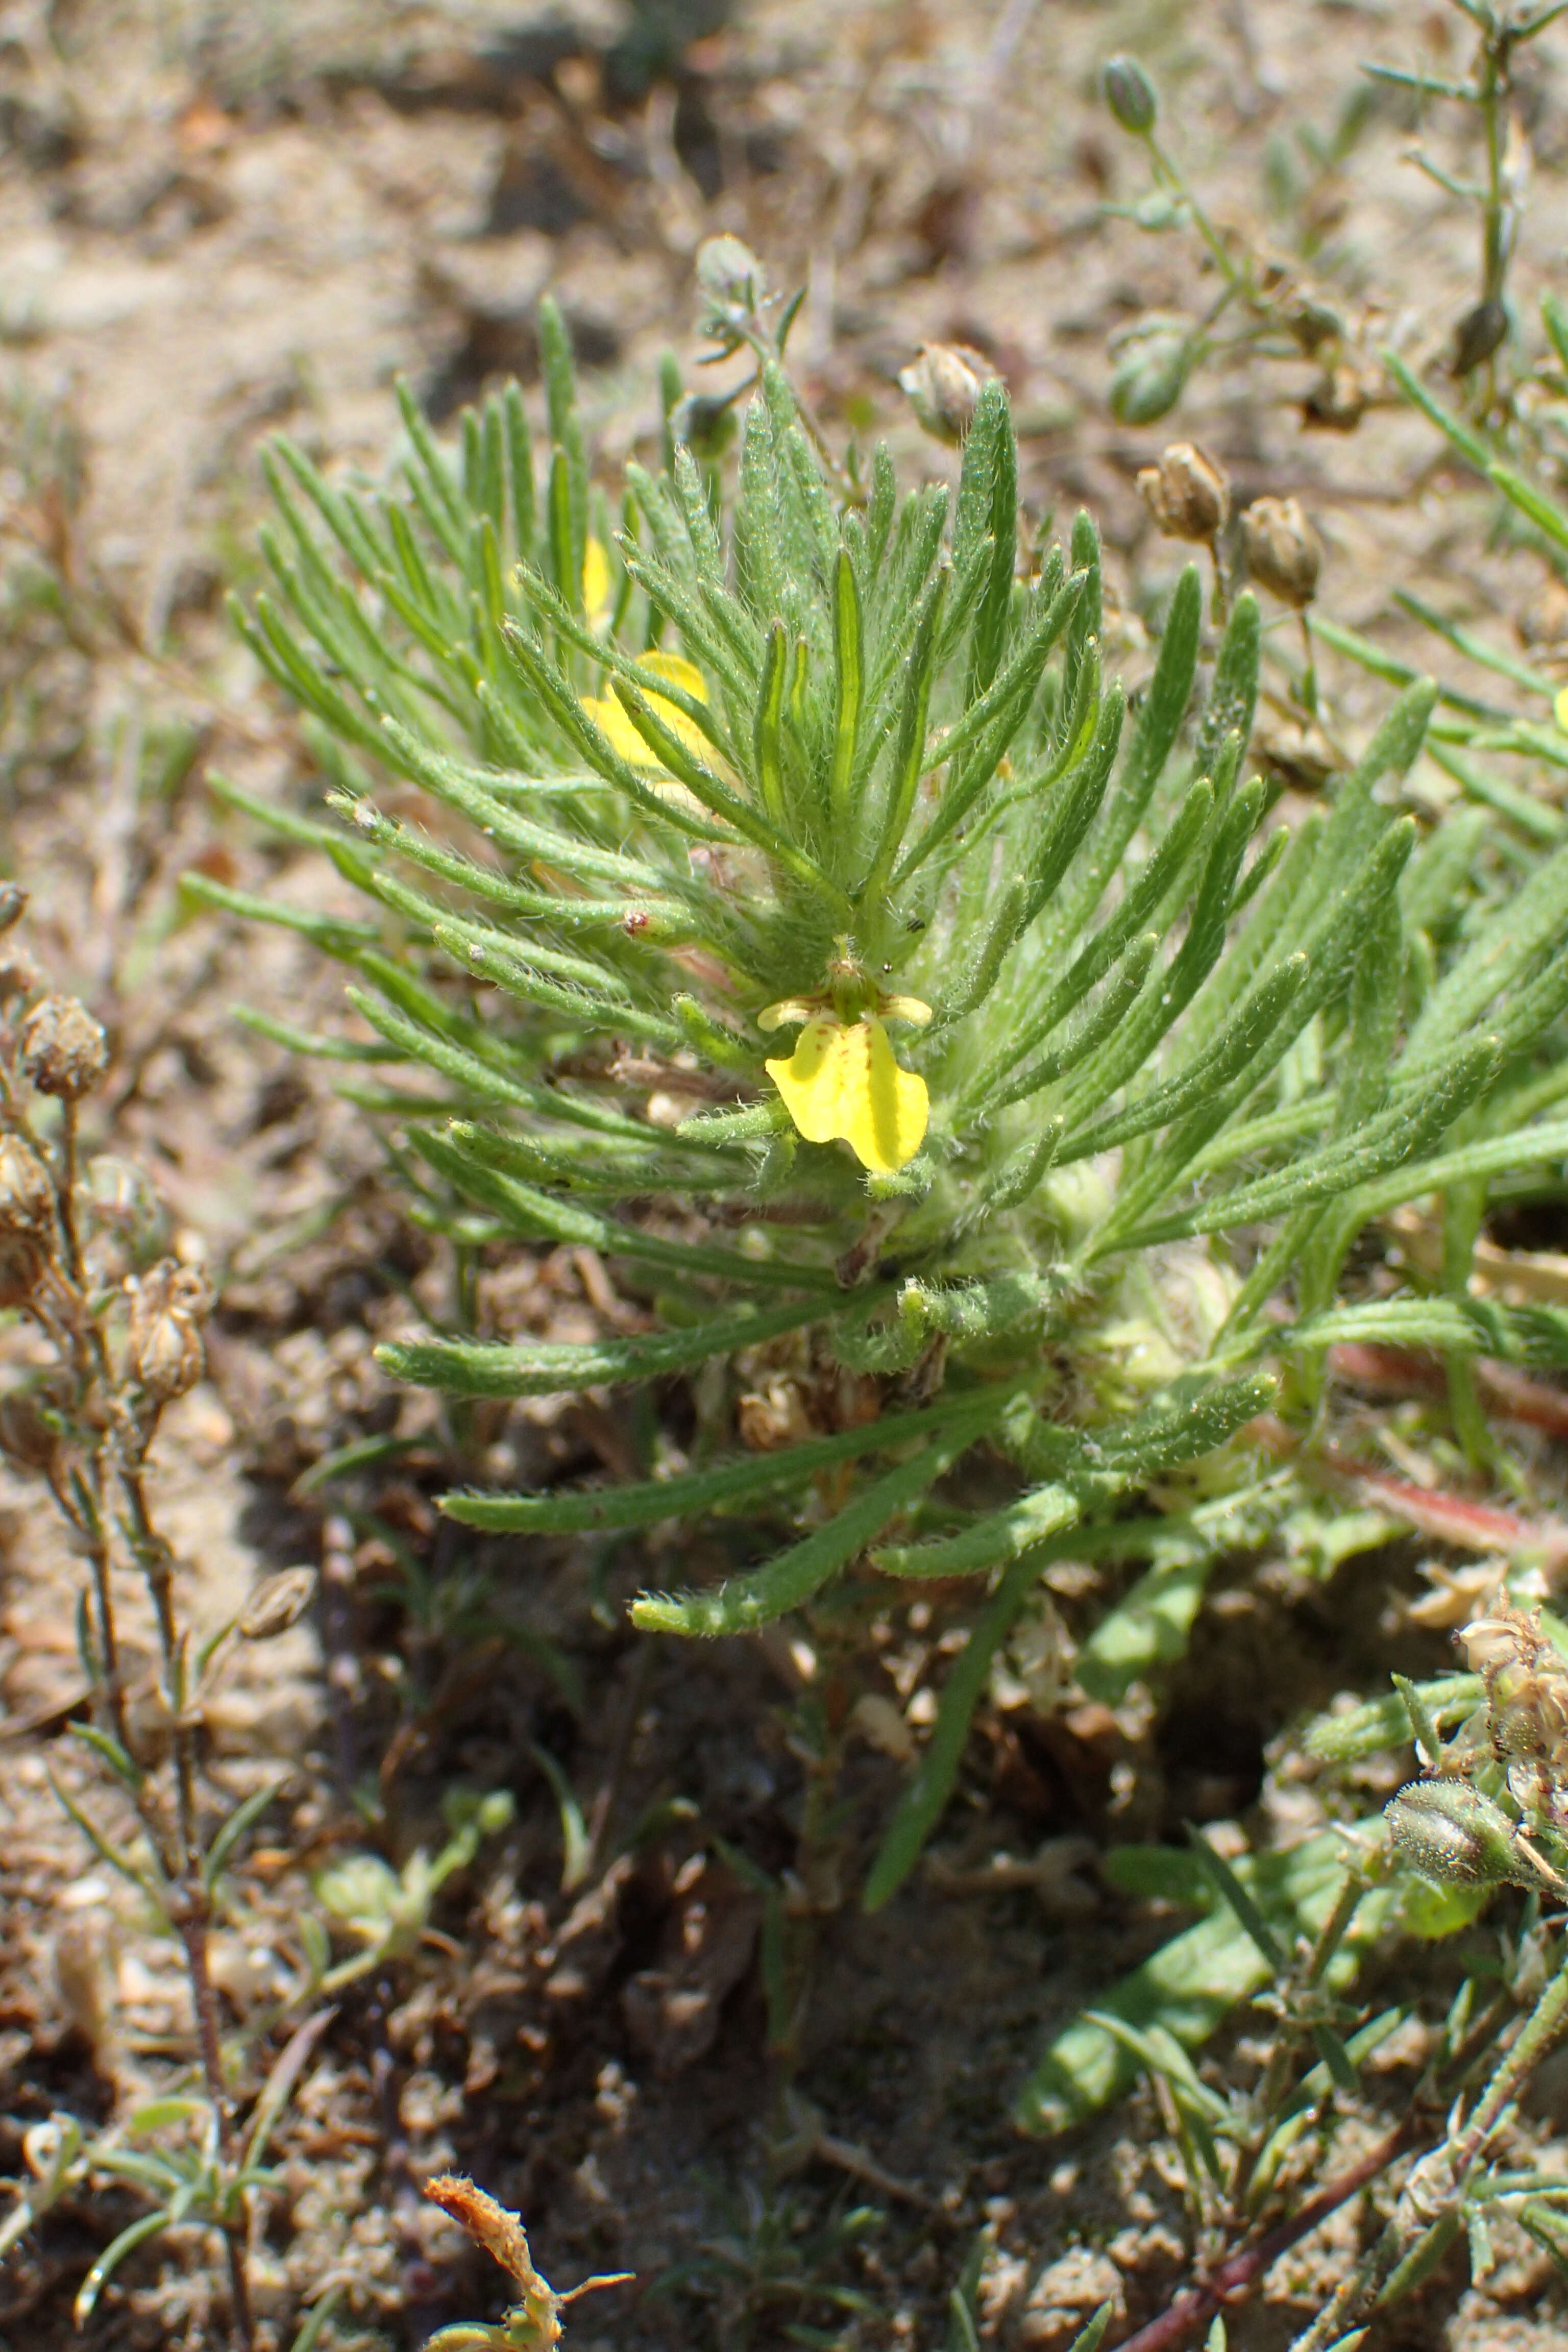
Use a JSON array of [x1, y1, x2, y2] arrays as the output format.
[[1288, 1941, 1568, 2351]]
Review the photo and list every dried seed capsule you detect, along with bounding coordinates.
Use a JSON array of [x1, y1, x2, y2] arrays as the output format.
[[19, 994, 109, 1100], [0, 1231, 45, 1309], [0, 947, 41, 1006], [1240, 496, 1320, 608], [125, 1260, 213, 1402], [1386, 1778, 1534, 1888], [1135, 442, 1230, 543], [0, 884, 28, 934], [1104, 55, 1158, 135], [0, 1133, 54, 1237], [0, 1386, 61, 1474], [898, 342, 995, 446], [1302, 360, 1370, 433]]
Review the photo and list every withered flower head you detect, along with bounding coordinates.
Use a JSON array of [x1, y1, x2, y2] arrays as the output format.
[[19, 994, 109, 1100], [1240, 496, 1320, 608], [1135, 442, 1230, 543]]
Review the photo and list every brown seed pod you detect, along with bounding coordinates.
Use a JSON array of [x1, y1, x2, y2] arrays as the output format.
[[1240, 496, 1320, 608], [19, 995, 109, 1100], [1135, 442, 1230, 544], [0, 1133, 55, 1238]]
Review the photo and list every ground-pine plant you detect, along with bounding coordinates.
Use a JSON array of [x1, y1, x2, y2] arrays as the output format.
[[191, 242, 1568, 1930]]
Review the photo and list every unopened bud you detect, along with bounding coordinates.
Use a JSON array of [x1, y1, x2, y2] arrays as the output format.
[[1386, 1778, 1536, 1889], [0, 1133, 54, 1237], [1104, 55, 1158, 135], [1136, 442, 1230, 543], [1240, 496, 1320, 608], [695, 234, 766, 333], [899, 342, 995, 446], [1451, 297, 1508, 378], [239, 1566, 317, 1641], [1109, 318, 1193, 426], [19, 995, 109, 1100], [125, 1260, 213, 1402]]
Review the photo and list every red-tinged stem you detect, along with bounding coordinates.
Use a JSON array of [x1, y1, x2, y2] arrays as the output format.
[[1247, 1413, 1568, 1564], [1329, 1341, 1568, 1444], [1112, 2117, 1414, 2352]]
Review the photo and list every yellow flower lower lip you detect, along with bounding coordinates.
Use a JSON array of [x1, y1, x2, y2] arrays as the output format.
[[765, 1014, 928, 1174], [581, 653, 710, 771]]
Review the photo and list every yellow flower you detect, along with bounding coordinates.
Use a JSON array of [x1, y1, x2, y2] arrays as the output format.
[[762, 1000, 931, 1175], [582, 536, 614, 630], [581, 652, 710, 770]]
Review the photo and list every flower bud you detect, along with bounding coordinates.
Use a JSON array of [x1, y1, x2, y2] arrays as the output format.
[[1240, 496, 1320, 608], [239, 1566, 317, 1641], [1451, 297, 1508, 378], [19, 994, 109, 1100], [695, 234, 766, 340], [1386, 1778, 1535, 1889], [125, 1260, 213, 1402], [1136, 442, 1230, 543], [898, 342, 995, 446], [0, 1132, 54, 1238], [1104, 55, 1158, 135], [1109, 320, 1193, 426]]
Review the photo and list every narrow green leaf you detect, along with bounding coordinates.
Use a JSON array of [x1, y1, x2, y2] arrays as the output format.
[[1184, 1824, 1287, 1972], [862, 1545, 1046, 1911], [379, 1294, 844, 1398], [631, 1444, 954, 1638], [442, 1390, 1009, 1533]]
